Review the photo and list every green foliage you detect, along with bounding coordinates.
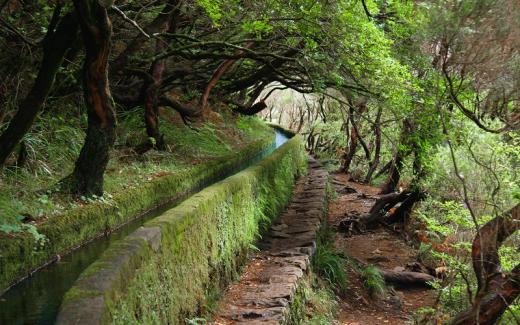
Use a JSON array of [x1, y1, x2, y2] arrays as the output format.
[[360, 265, 385, 298], [416, 198, 473, 239], [301, 276, 339, 325], [312, 227, 348, 292], [421, 118, 519, 215]]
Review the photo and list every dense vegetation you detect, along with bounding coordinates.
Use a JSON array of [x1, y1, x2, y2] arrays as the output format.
[[0, 0, 518, 323]]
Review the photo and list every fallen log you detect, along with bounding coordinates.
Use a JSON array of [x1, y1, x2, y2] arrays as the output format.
[[380, 270, 435, 287]]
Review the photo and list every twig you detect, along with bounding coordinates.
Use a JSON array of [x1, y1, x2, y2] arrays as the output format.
[[111, 5, 150, 39], [0, 17, 36, 46]]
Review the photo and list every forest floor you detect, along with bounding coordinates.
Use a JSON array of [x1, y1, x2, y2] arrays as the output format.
[[328, 173, 436, 325]]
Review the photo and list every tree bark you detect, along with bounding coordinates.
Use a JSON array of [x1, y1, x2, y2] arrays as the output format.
[[0, 10, 78, 166], [338, 191, 416, 234], [200, 42, 254, 115], [342, 101, 368, 173], [380, 153, 404, 194], [364, 191, 410, 225], [143, 39, 167, 150], [365, 106, 382, 183], [380, 120, 414, 194], [342, 107, 358, 173], [380, 270, 435, 287], [66, 0, 116, 196], [452, 204, 520, 325], [142, 6, 180, 151], [374, 160, 392, 179]]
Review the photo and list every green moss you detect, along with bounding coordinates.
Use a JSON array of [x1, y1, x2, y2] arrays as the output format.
[[59, 135, 307, 324], [62, 287, 102, 304], [268, 122, 297, 137]]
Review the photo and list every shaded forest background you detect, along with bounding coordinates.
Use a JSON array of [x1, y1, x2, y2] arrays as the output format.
[[0, 0, 518, 323]]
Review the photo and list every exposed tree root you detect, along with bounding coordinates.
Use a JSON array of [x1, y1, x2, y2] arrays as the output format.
[[337, 190, 424, 236]]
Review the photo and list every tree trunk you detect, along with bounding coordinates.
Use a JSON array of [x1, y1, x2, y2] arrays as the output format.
[[374, 160, 392, 179], [365, 106, 382, 183], [342, 100, 368, 174], [199, 41, 254, 116], [66, 0, 115, 196], [342, 106, 359, 173], [143, 39, 167, 150], [381, 119, 415, 194], [364, 191, 410, 225], [338, 191, 418, 234], [380, 153, 404, 194], [0, 10, 78, 166], [385, 190, 423, 224], [142, 6, 180, 151], [452, 204, 520, 325]]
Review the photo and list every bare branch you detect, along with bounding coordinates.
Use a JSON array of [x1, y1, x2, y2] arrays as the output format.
[[111, 5, 150, 39]]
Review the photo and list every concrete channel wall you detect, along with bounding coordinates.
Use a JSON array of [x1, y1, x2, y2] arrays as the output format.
[[57, 135, 307, 324]]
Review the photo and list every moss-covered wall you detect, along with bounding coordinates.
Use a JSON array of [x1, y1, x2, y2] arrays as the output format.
[[268, 122, 297, 138], [0, 134, 275, 293], [57, 135, 307, 324]]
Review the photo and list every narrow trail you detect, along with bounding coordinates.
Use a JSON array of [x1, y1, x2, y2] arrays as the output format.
[[329, 173, 436, 325], [213, 157, 328, 324]]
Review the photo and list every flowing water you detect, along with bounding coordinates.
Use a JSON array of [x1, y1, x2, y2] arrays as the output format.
[[0, 129, 290, 325]]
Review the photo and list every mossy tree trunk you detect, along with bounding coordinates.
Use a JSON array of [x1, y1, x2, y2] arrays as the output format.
[[67, 0, 115, 196], [0, 9, 78, 166]]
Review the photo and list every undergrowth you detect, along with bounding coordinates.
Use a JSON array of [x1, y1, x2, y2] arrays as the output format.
[[304, 226, 343, 324], [311, 226, 348, 293], [360, 265, 386, 298], [301, 275, 339, 325], [0, 107, 271, 243]]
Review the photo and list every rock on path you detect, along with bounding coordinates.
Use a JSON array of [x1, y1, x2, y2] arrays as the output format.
[[212, 157, 328, 324]]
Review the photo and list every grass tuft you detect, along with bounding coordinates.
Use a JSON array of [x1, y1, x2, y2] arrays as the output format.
[[312, 227, 348, 292], [360, 265, 386, 298]]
